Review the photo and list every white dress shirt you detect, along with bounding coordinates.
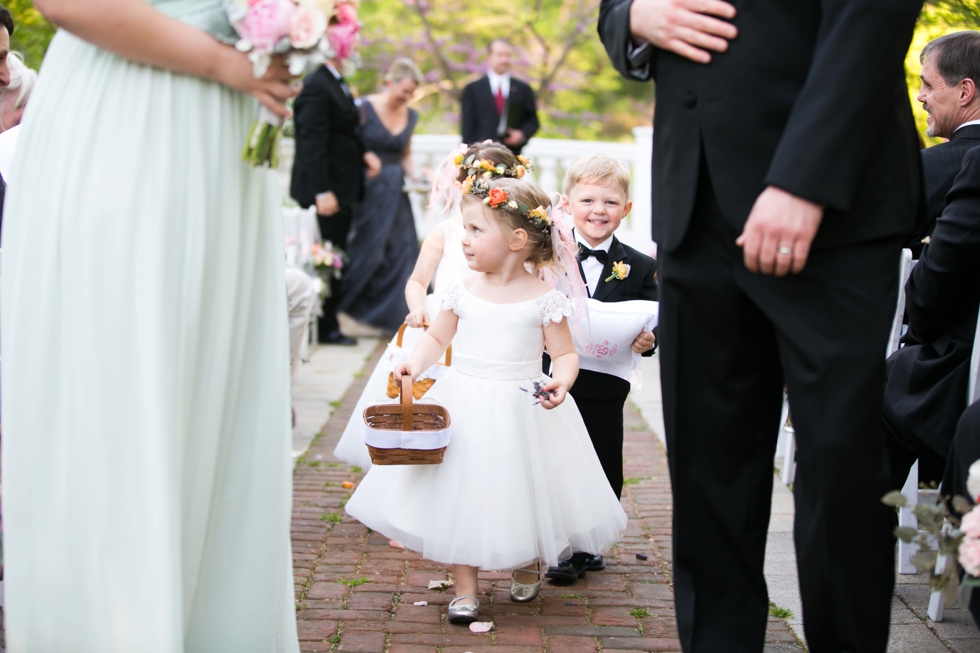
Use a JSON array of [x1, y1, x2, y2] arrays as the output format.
[[487, 70, 511, 100], [955, 119, 980, 133], [575, 232, 614, 297]]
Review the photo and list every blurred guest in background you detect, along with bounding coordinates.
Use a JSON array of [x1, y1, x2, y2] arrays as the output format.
[[338, 58, 423, 334], [460, 40, 539, 156]]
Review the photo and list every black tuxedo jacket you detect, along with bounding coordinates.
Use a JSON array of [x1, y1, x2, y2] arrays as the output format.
[[599, 0, 923, 253], [908, 124, 980, 255], [290, 65, 364, 210], [460, 75, 540, 155], [885, 145, 980, 457], [571, 236, 659, 401]]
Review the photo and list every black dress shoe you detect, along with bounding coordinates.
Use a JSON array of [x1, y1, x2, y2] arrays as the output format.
[[545, 554, 588, 583], [582, 554, 605, 571], [320, 331, 357, 346]]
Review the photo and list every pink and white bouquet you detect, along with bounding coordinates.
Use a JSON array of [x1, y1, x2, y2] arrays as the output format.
[[307, 241, 346, 297], [222, 0, 362, 167]]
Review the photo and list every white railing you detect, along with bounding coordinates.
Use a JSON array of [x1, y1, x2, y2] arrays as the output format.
[[278, 127, 654, 255]]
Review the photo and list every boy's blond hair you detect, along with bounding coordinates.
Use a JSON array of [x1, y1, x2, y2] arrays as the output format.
[[563, 154, 631, 199]]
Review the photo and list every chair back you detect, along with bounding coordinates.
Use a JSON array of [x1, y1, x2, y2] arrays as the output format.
[[887, 249, 913, 356], [970, 303, 980, 405]]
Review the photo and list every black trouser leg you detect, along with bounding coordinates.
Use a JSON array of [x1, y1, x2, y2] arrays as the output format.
[[659, 185, 783, 653], [570, 393, 627, 500], [317, 208, 352, 338], [660, 173, 899, 653]]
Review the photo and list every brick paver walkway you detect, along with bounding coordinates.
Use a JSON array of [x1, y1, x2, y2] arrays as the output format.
[[291, 344, 804, 653]]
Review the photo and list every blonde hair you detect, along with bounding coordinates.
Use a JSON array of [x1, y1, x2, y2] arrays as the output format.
[[384, 57, 424, 86], [462, 177, 557, 269], [455, 142, 519, 183], [563, 154, 631, 199]]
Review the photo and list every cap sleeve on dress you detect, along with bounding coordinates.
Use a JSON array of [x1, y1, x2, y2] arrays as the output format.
[[440, 279, 466, 315], [537, 290, 574, 327]]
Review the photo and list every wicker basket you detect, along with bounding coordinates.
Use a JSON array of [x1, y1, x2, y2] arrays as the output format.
[[364, 377, 452, 465], [386, 323, 452, 400]]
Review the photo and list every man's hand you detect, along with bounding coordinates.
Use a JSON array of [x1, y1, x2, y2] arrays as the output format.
[[631, 330, 656, 353], [629, 0, 738, 65], [736, 186, 824, 276], [503, 128, 525, 147], [315, 191, 339, 217], [364, 151, 382, 179]]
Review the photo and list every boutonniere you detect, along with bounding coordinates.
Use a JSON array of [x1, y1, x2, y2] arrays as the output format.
[[605, 261, 630, 282]]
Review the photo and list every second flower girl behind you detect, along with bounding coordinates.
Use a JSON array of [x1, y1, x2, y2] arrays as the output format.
[[345, 176, 627, 625]]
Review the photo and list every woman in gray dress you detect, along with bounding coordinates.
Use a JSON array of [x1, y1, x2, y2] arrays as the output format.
[[339, 58, 424, 333]]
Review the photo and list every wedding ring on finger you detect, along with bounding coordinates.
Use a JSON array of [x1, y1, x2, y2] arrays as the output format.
[[777, 246, 793, 256]]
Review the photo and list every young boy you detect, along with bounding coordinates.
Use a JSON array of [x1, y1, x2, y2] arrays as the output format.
[[546, 154, 658, 582]]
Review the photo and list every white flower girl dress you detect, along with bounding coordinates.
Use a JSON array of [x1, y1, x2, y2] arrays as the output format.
[[345, 280, 627, 569]]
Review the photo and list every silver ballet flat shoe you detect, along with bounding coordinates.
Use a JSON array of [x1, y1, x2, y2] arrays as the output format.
[[510, 564, 542, 602], [447, 595, 480, 624]]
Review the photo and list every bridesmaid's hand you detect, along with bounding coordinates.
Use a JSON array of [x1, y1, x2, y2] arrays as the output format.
[[217, 47, 298, 119]]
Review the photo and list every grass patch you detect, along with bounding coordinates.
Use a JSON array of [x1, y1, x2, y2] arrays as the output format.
[[324, 481, 340, 487], [351, 466, 363, 474], [328, 633, 340, 644], [329, 400, 342, 409], [324, 461, 341, 468], [623, 476, 651, 486], [319, 513, 342, 523], [630, 608, 651, 618], [560, 593, 582, 599], [768, 601, 793, 619], [336, 577, 371, 587]]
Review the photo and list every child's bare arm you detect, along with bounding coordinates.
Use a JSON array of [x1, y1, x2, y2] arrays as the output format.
[[393, 308, 458, 382], [540, 319, 579, 409], [404, 227, 447, 327]]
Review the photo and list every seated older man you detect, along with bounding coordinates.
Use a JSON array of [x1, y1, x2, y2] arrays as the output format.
[[884, 144, 980, 492], [912, 31, 980, 257]]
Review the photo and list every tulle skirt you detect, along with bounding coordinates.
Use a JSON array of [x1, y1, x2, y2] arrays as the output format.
[[344, 367, 627, 570]]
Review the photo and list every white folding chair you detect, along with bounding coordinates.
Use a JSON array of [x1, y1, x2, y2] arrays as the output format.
[[778, 249, 913, 488], [927, 303, 980, 621]]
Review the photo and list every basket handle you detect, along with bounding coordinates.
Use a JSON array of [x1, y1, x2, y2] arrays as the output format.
[[400, 375, 414, 431], [395, 322, 409, 347]]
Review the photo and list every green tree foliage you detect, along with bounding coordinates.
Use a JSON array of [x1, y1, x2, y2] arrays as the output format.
[[6, 1, 56, 70]]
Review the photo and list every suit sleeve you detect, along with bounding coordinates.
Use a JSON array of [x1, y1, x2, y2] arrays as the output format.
[[460, 83, 477, 145], [906, 147, 980, 342], [518, 84, 540, 141], [291, 79, 333, 209], [598, 0, 656, 82], [639, 256, 658, 356], [764, 0, 923, 211]]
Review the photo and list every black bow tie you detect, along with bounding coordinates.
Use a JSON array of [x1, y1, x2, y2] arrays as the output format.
[[576, 246, 609, 264]]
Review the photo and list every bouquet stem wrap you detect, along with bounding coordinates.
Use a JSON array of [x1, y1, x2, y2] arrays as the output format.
[[243, 104, 284, 168]]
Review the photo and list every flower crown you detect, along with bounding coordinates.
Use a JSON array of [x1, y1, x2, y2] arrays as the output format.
[[465, 176, 554, 231], [454, 153, 533, 181]]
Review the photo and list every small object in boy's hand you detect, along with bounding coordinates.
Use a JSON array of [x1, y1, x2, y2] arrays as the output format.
[[635, 553, 648, 561]]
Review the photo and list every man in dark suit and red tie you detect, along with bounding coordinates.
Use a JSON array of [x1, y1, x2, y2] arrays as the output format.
[[460, 39, 540, 155]]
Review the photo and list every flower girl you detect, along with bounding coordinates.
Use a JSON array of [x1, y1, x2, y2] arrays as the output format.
[[345, 177, 627, 624], [332, 142, 526, 469]]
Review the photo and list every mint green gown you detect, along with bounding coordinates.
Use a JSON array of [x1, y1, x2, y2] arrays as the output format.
[[0, 2, 300, 650]]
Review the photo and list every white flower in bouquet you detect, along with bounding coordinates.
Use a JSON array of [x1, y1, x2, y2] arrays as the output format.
[[968, 459, 980, 503]]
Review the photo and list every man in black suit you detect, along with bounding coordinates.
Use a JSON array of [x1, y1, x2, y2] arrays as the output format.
[[460, 40, 540, 155], [290, 59, 378, 345], [883, 145, 980, 493], [599, 1, 923, 652], [910, 31, 980, 256]]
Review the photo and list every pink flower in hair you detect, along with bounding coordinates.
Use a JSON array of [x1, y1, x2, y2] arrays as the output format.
[[240, 0, 296, 52]]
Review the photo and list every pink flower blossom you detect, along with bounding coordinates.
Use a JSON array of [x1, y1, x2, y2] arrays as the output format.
[[240, 0, 296, 52], [289, 5, 327, 50], [961, 537, 980, 577], [963, 507, 980, 539], [327, 21, 358, 62], [335, 1, 358, 24]]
